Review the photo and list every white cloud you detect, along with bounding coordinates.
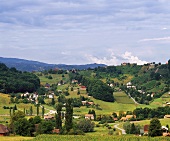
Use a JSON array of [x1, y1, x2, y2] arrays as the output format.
[[139, 37, 170, 42], [85, 51, 147, 66], [0, 0, 170, 64], [122, 52, 147, 65]]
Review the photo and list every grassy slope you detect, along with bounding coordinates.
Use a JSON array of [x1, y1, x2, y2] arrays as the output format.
[[38, 74, 69, 85], [70, 91, 144, 115]]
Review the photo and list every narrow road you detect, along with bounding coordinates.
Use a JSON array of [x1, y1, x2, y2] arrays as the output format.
[[128, 94, 139, 104], [114, 123, 126, 135]]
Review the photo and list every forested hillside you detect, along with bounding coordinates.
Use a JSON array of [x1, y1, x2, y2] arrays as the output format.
[[78, 62, 170, 105], [0, 63, 40, 93]]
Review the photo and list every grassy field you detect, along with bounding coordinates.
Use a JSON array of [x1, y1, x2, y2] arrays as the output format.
[[131, 118, 170, 127], [114, 92, 134, 104], [0, 136, 33, 141], [73, 92, 143, 115], [28, 134, 170, 141]]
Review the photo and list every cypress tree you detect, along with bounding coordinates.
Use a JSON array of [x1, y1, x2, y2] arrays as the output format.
[[30, 106, 33, 116], [56, 103, 62, 130], [14, 104, 17, 110], [42, 106, 45, 118], [24, 108, 26, 115], [65, 98, 73, 132], [36, 105, 39, 116], [51, 98, 55, 105]]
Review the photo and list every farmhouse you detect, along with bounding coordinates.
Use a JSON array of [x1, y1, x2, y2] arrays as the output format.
[[82, 101, 87, 105], [48, 93, 54, 99], [144, 125, 149, 135], [0, 124, 9, 136], [52, 128, 60, 134], [80, 86, 86, 91], [85, 114, 94, 120], [44, 115, 54, 120], [45, 83, 50, 88], [72, 79, 78, 83], [166, 102, 170, 106], [164, 115, 170, 118], [120, 115, 136, 121]]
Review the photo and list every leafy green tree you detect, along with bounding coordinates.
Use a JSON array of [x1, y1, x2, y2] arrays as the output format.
[[58, 94, 66, 104], [123, 121, 131, 134], [10, 110, 25, 133], [33, 116, 42, 124], [77, 119, 95, 133], [65, 98, 73, 132], [14, 118, 30, 136], [37, 121, 54, 134], [130, 123, 136, 134], [38, 96, 45, 104], [148, 118, 162, 137]]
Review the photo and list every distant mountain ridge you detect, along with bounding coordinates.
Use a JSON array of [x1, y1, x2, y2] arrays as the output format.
[[0, 57, 107, 72]]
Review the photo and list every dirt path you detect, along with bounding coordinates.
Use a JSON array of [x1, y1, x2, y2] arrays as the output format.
[[114, 123, 126, 134]]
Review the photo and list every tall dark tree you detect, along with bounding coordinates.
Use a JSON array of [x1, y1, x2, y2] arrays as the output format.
[[9, 108, 12, 116], [36, 105, 39, 116], [168, 59, 170, 73], [55, 103, 62, 130], [148, 118, 162, 137], [51, 98, 55, 105], [14, 104, 17, 110], [130, 123, 136, 134], [42, 106, 45, 118], [30, 106, 33, 116], [65, 98, 73, 132]]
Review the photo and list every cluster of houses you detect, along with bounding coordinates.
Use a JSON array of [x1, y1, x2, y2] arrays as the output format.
[[20, 91, 55, 104], [126, 82, 155, 98], [81, 101, 94, 106]]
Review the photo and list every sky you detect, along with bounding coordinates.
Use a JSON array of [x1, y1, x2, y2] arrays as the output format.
[[0, 0, 170, 65]]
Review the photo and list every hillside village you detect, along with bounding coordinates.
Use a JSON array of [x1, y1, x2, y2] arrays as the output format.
[[0, 61, 170, 140]]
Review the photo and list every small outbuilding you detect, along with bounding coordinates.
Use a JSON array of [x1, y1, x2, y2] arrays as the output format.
[[0, 124, 9, 136]]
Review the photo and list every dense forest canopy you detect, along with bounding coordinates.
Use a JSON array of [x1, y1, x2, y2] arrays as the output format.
[[0, 63, 40, 93], [69, 72, 114, 102]]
